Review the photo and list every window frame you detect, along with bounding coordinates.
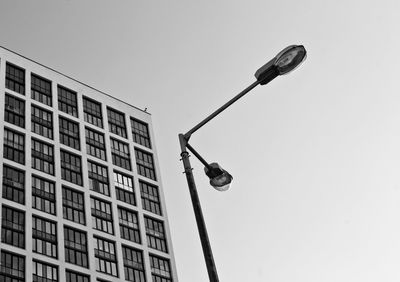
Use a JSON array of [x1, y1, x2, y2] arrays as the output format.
[[107, 107, 127, 138], [62, 186, 86, 225], [31, 104, 53, 139], [64, 225, 89, 268], [1, 205, 25, 249], [118, 207, 141, 244], [3, 127, 25, 165], [85, 127, 107, 161], [91, 197, 114, 235], [2, 164, 25, 204], [32, 175, 56, 215], [135, 148, 156, 180], [58, 84, 78, 117], [5, 62, 25, 95], [31, 138, 55, 175], [32, 215, 58, 258], [83, 96, 103, 128], [31, 73, 52, 106], [61, 150, 83, 186], [131, 117, 152, 149], [4, 93, 25, 128], [59, 116, 80, 150]]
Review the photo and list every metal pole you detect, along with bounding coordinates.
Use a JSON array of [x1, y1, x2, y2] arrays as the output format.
[[184, 80, 261, 139], [179, 134, 219, 282]]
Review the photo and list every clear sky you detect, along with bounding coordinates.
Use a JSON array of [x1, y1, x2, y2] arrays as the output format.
[[1, 1, 400, 281]]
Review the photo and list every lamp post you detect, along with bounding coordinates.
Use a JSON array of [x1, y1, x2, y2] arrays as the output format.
[[179, 45, 307, 282]]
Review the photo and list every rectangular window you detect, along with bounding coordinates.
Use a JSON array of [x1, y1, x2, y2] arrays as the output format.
[[114, 171, 136, 206], [64, 226, 89, 268], [32, 175, 56, 215], [140, 181, 162, 215], [32, 216, 57, 258], [32, 138, 54, 175], [131, 118, 151, 149], [94, 236, 118, 277], [83, 96, 103, 128], [1, 206, 25, 248], [66, 270, 90, 282], [31, 105, 53, 139], [107, 107, 127, 138], [62, 186, 86, 225], [119, 207, 141, 244], [61, 150, 83, 186], [59, 116, 80, 150], [2, 165, 25, 204], [31, 73, 52, 106], [58, 85, 78, 117], [5, 93, 25, 128], [150, 255, 172, 282], [145, 216, 168, 253], [86, 127, 106, 160], [91, 197, 114, 235], [3, 128, 25, 165], [0, 250, 25, 282], [88, 161, 110, 196], [135, 148, 156, 180], [111, 138, 131, 170], [32, 260, 58, 282], [122, 246, 146, 282], [6, 62, 25, 95]]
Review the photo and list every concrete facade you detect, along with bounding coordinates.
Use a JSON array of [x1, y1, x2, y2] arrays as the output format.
[[0, 46, 178, 282]]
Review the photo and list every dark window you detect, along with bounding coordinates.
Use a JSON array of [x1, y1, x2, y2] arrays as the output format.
[[88, 161, 109, 196], [6, 63, 25, 95], [114, 171, 135, 206], [3, 128, 24, 165], [4, 93, 25, 128], [32, 138, 54, 175], [122, 246, 146, 282], [111, 138, 131, 170], [86, 127, 106, 160], [150, 255, 172, 282], [59, 116, 80, 150], [91, 197, 114, 234], [32, 216, 57, 258], [0, 250, 25, 282], [31, 73, 52, 106], [83, 96, 103, 128], [61, 150, 82, 186], [64, 226, 89, 268], [66, 270, 90, 282], [32, 260, 58, 282], [2, 165, 25, 204], [131, 118, 151, 149], [62, 186, 86, 225], [1, 206, 25, 248], [31, 105, 53, 139], [135, 149, 156, 180], [32, 175, 56, 215], [145, 216, 168, 253], [58, 85, 78, 117], [119, 207, 140, 244], [140, 181, 162, 215], [94, 236, 118, 277], [107, 107, 127, 138]]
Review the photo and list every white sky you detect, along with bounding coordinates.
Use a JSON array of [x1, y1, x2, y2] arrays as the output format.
[[1, 1, 400, 281]]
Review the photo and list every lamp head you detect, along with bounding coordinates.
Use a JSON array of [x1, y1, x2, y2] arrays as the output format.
[[255, 45, 307, 84], [204, 162, 233, 192]]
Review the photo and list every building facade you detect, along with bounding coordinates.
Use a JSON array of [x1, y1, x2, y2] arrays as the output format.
[[0, 46, 178, 282]]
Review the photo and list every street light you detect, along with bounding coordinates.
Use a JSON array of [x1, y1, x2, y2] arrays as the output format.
[[179, 45, 307, 282]]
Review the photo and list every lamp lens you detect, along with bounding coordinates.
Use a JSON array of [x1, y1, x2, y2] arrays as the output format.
[[275, 45, 306, 75]]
